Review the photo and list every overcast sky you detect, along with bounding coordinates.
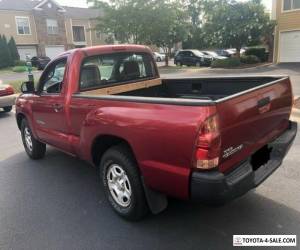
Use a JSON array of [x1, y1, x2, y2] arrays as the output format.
[[58, 0, 272, 11]]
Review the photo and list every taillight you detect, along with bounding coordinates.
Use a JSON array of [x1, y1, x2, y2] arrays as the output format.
[[0, 85, 14, 96], [193, 114, 221, 170], [6, 86, 14, 95]]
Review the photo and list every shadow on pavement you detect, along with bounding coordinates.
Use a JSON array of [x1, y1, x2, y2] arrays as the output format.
[[0, 111, 11, 118], [1, 148, 299, 250]]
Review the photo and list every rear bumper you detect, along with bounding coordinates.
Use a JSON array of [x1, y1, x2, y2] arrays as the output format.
[[190, 121, 297, 203], [0, 94, 17, 108]]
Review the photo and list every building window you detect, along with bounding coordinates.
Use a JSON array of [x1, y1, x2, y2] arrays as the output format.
[[283, 0, 300, 11], [16, 17, 31, 35], [47, 19, 58, 35], [96, 31, 102, 40], [72, 26, 85, 42]]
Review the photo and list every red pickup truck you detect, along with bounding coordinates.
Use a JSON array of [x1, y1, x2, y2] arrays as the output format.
[[16, 45, 297, 220]]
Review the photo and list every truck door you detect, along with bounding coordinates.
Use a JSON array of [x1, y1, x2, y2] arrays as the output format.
[[31, 57, 72, 152]]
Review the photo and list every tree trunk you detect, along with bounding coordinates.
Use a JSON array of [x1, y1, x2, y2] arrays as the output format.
[[164, 47, 169, 67], [236, 47, 241, 59]]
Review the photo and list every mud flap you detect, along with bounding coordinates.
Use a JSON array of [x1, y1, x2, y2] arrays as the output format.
[[141, 177, 168, 214]]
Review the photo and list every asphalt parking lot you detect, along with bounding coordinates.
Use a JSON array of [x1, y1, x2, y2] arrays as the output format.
[[1, 64, 300, 250]]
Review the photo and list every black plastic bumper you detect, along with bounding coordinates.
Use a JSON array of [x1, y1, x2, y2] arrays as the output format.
[[190, 121, 297, 203]]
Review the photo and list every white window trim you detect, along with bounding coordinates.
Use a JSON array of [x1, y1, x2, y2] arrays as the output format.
[[282, 0, 300, 12], [72, 25, 87, 44], [15, 16, 31, 35]]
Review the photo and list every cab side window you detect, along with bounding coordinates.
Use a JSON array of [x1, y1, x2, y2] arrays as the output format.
[[39, 59, 67, 94], [80, 52, 156, 91]]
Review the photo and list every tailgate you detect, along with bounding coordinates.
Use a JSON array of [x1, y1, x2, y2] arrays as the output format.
[[217, 77, 293, 173]]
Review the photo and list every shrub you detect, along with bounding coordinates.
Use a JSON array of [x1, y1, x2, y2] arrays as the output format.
[[14, 60, 27, 66], [0, 35, 13, 68], [245, 48, 267, 62], [12, 66, 27, 72], [240, 55, 261, 64], [8, 37, 20, 61], [211, 57, 241, 68]]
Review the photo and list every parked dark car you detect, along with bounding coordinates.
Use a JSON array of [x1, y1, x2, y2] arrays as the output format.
[[31, 56, 51, 70], [174, 50, 212, 67]]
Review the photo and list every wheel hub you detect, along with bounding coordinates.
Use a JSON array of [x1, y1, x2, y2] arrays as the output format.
[[107, 164, 132, 207], [24, 127, 33, 151]]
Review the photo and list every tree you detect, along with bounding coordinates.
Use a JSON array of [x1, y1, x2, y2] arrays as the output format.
[[89, 0, 154, 44], [0, 36, 6, 68], [89, 0, 189, 66], [145, 1, 189, 66], [8, 37, 20, 61], [1, 35, 13, 66], [204, 0, 273, 58], [0, 35, 13, 68]]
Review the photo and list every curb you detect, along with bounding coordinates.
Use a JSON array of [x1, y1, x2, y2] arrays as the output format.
[[292, 108, 300, 118]]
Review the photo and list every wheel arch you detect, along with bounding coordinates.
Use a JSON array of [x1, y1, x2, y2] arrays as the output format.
[[16, 113, 26, 130], [91, 134, 138, 168]]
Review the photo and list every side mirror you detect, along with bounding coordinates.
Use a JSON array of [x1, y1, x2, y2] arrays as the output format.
[[21, 81, 35, 93]]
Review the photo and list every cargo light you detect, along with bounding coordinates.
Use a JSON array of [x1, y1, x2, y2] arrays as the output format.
[[194, 115, 221, 170]]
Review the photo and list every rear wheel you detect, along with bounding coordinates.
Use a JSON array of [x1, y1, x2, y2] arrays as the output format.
[[101, 144, 148, 221], [21, 119, 46, 159], [3, 106, 12, 112]]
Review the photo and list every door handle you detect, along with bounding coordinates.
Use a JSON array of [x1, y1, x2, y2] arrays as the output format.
[[52, 103, 63, 112], [257, 97, 271, 114], [257, 97, 270, 108]]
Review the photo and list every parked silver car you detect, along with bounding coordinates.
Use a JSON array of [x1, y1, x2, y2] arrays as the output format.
[[0, 83, 17, 112], [202, 51, 227, 60], [153, 52, 166, 62]]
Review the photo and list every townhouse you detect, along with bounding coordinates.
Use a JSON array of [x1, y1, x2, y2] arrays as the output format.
[[0, 0, 105, 60], [272, 0, 300, 62]]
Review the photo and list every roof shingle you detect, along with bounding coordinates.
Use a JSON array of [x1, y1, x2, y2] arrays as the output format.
[[0, 0, 102, 19]]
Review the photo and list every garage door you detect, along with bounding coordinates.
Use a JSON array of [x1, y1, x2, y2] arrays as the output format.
[[17, 46, 37, 61], [45, 46, 65, 59], [279, 31, 300, 62]]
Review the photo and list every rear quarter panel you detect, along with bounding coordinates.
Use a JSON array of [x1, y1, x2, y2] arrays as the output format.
[[70, 97, 214, 199]]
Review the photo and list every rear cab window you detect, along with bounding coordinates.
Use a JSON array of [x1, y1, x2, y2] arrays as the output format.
[[79, 52, 157, 91]]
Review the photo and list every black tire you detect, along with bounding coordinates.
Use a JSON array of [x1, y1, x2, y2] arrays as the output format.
[[3, 106, 12, 112], [100, 144, 148, 221], [21, 119, 46, 159], [176, 61, 182, 66], [157, 57, 161, 62]]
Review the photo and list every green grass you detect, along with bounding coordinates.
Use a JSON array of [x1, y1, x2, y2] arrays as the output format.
[[0, 67, 13, 74], [7, 80, 24, 93], [12, 66, 27, 73]]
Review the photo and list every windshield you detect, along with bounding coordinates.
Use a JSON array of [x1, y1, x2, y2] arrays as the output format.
[[206, 51, 218, 57], [193, 50, 204, 57]]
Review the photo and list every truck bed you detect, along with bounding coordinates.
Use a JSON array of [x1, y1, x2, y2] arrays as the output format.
[[117, 76, 283, 102], [74, 75, 293, 173], [76, 76, 286, 105]]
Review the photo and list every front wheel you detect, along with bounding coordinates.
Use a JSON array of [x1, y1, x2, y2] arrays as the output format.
[[176, 61, 182, 66], [21, 119, 46, 159], [157, 57, 161, 62], [101, 144, 148, 221], [3, 106, 12, 112], [195, 61, 201, 67]]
